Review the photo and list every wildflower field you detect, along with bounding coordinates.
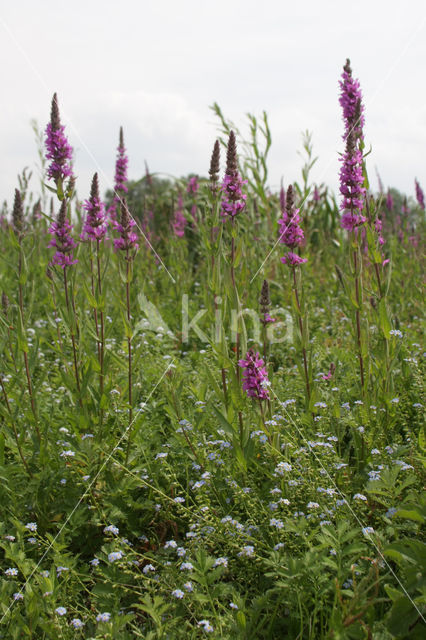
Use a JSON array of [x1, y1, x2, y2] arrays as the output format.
[[0, 59, 424, 639]]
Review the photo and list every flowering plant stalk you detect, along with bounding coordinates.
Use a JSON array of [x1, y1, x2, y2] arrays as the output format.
[[45, 93, 74, 200], [220, 131, 247, 371], [82, 173, 107, 423], [220, 131, 248, 439], [113, 199, 138, 462], [279, 185, 311, 406], [206, 139, 229, 406], [339, 59, 368, 392], [108, 127, 128, 222], [49, 200, 82, 407]]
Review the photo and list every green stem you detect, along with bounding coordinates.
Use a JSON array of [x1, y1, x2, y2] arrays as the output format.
[[18, 252, 41, 442], [96, 240, 105, 422], [292, 266, 311, 403], [353, 244, 365, 389], [1, 374, 32, 476], [63, 267, 82, 407]]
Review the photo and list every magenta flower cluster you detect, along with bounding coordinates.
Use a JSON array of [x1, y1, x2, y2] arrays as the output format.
[[338, 60, 366, 232], [48, 203, 78, 268], [108, 127, 129, 221], [278, 186, 307, 266], [187, 176, 199, 194], [45, 94, 73, 184], [114, 144, 128, 194], [415, 179, 425, 210], [339, 59, 365, 139], [339, 143, 367, 232], [220, 173, 247, 219], [172, 194, 187, 237], [113, 203, 138, 251], [81, 174, 108, 242], [238, 349, 270, 400]]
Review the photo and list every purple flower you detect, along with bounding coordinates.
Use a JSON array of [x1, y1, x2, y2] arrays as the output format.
[[108, 127, 129, 221], [280, 252, 308, 266], [81, 173, 107, 241], [113, 199, 138, 251], [339, 133, 366, 231], [374, 217, 385, 245], [238, 349, 270, 400], [45, 93, 74, 184], [220, 131, 247, 219], [172, 193, 186, 237], [279, 185, 307, 266], [48, 200, 78, 268], [385, 190, 394, 212], [220, 173, 247, 218], [187, 176, 199, 194], [339, 59, 364, 139], [338, 60, 367, 232], [415, 178, 425, 210]]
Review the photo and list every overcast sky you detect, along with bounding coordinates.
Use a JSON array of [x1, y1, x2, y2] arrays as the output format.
[[1, 0, 425, 207]]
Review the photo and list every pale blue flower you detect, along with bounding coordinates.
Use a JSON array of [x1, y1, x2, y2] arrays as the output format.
[[71, 618, 84, 628], [213, 557, 228, 568], [104, 525, 119, 535], [96, 612, 111, 622]]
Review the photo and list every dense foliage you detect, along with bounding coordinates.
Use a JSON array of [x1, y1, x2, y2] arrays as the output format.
[[0, 69, 424, 639]]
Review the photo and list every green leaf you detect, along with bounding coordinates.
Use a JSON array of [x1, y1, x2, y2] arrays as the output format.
[[211, 405, 235, 436], [378, 298, 391, 339]]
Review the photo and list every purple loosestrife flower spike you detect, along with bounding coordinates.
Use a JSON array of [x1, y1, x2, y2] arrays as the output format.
[[220, 131, 247, 219], [113, 199, 138, 251], [278, 185, 307, 265], [115, 127, 128, 194], [339, 59, 364, 140], [415, 178, 425, 210], [209, 140, 220, 186], [260, 280, 275, 326], [238, 349, 270, 400], [45, 93, 74, 184], [187, 176, 199, 194], [48, 200, 78, 268], [109, 127, 129, 221], [81, 173, 108, 241], [386, 189, 394, 212], [12, 189, 24, 237], [339, 129, 366, 231], [172, 193, 186, 237]]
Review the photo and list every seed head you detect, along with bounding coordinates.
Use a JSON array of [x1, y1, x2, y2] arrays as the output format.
[[225, 131, 238, 176], [209, 140, 220, 183], [259, 280, 270, 315]]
